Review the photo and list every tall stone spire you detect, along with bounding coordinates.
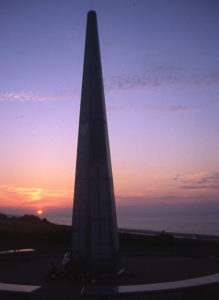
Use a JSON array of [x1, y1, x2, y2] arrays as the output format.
[[71, 10, 119, 274]]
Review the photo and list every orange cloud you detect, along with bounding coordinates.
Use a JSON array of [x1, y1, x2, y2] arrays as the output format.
[[186, 171, 208, 180], [0, 185, 73, 209]]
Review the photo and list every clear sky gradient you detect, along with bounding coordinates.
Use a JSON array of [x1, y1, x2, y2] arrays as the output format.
[[0, 0, 219, 225]]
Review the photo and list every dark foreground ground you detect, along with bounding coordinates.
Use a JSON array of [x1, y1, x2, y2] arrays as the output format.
[[1, 214, 219, 299]]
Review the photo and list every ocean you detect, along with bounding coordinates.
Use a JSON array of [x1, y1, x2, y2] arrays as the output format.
[[47, 212, 219, 237]]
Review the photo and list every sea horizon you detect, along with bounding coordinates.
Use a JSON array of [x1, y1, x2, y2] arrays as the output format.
[[47, 212, 219, 238], [3, 209, 219, 237]]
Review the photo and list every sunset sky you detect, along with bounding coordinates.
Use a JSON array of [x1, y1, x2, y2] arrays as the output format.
[[0, 0, 219, 226]]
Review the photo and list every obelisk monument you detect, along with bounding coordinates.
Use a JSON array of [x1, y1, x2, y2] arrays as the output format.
[[71, 10, 119, 274]]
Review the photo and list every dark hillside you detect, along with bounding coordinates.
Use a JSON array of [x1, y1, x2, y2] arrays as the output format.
[[1, 212, 219, 257], [0, 213, 71, 250]]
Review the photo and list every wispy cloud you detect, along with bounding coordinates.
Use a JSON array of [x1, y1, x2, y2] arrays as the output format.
[[0, 91, 42, 103], [1, 90, 199, 114], [176, 172, 219, 190], [105, 69, 219, 91], [181, 185, 219, 190], [116, 194, 219, 212], [105, 74, 165, 91], [108, 104, 198, 113], [0, 90, 79, 103]]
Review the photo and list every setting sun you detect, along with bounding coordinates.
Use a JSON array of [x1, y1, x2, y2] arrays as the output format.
[[37, 210, 43, 215]]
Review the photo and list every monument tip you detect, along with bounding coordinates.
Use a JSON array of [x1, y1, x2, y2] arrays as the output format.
[[87, 10, 97, 17]]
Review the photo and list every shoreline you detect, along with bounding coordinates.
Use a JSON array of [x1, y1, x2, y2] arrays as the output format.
[[119, 228, 219, 242], [1, 213, 219, 250]]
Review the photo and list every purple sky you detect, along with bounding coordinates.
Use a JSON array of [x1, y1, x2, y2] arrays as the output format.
[[0, 0, 219, 226]]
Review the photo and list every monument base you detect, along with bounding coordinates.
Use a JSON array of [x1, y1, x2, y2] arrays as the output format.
[[69, 253, 120, 283]]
